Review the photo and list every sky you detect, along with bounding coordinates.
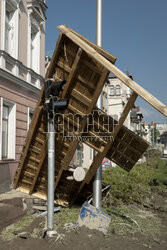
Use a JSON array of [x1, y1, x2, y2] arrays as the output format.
[[45, 0, 167, 124]]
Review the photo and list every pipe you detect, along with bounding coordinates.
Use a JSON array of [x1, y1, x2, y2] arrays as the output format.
[[47, 115, 55, 231], [93, 0, 103, 209]]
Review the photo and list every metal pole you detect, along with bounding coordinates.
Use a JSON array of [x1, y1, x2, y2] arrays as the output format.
[[47, 114, 55, 234], [93, 0, 102, 209]]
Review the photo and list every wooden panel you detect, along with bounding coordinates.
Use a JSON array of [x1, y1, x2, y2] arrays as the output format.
[[14, 28, 111, 201], [14, 26, 150, 207]]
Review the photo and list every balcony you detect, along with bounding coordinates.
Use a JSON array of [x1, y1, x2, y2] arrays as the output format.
[[0, 50, 44, 89]]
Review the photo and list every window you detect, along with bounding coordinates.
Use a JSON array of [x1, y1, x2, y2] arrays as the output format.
[[2, 106, 9, 158], [28, 107, 34, 130], [116, 85, 121, 95], [5, 9, 12, 53], [109, 85, 115, 96], [27, 14, 40, 74], [0, 98, 16, 160], [1, 0, 19, 58], [30, 25, 39, 72]]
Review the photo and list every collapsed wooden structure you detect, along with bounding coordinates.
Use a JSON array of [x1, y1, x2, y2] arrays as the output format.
[[14, 26, 167, 206]]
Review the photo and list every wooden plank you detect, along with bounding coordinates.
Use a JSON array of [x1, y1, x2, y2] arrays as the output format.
[[71, 89, 91, 105], [58, 25, 167, 117], [85, 92, 138, 184], [78, 75, 97, 90], [64, 25, 117, 64]]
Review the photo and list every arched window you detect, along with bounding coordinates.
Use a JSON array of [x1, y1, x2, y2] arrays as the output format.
[[109, 85, 115, 96], [116, 85, 121, 95]]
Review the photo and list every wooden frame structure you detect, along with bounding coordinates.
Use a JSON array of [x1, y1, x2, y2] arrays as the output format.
[[14, 25, 166, 206]]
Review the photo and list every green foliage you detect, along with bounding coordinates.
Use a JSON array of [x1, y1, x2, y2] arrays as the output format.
[[102, 158, 167, 205]]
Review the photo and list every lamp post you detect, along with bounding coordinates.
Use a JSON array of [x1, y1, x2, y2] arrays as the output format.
[[93, 0, 103, 209]]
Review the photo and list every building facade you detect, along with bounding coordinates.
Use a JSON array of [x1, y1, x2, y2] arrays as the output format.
[[107, 76, 132, 129], [0, 0, 46, 190]]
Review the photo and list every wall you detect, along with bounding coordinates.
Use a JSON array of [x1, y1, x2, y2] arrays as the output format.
[[0, 75, 39, 181]]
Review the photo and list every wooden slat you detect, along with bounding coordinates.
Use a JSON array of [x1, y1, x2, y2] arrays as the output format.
[[35, 137, 44, 144], [78, 75, 97, 90], [71, 89, 91, 105], [57, 61, 71, 73], [58, 25, 167, 117], [29, 156, 40, 164], [29, 141, 48, 194]]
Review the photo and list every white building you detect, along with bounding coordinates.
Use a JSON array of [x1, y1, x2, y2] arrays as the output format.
[[107, 76, 132, 129]]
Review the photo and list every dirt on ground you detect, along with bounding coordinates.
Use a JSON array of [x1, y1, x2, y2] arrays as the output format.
[[0, 197, 26, 232], [0, 190, 166, 250]]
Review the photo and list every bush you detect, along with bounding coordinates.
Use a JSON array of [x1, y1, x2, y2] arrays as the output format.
[[102, 158, 167, 206]]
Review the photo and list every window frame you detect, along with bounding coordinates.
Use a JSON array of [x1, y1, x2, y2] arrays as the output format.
[[1, 0, 19, 59], [0, 98, 16, 160], [27, 14, 41, 74], [116, 84, 121, 96], [109, 85, 115, 96]]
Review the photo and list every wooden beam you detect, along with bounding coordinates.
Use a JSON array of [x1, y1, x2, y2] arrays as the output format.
[[45, 32, 64, 79], [62, 48, 83, 98], [53, 48, 83, 190], [85, 92, 138, 184], [58, 25, 167, 117]]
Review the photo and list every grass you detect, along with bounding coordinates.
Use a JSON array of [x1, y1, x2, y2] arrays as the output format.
[[102, 205, 161, 239], [53, 207, 80, 230]]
